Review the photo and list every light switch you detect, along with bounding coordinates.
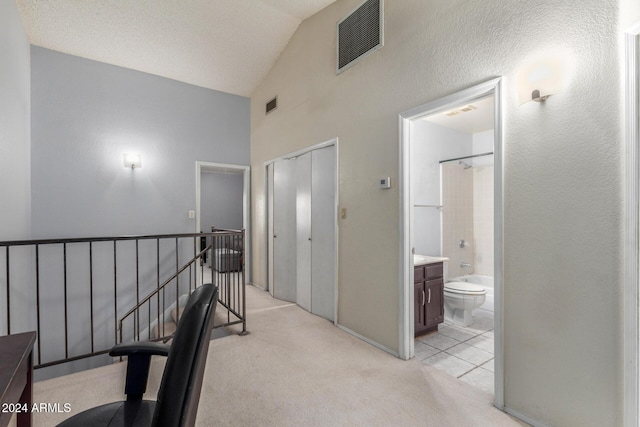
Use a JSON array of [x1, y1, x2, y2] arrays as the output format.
[[188, 210, 195, 219], [379, 177, 391, 189], [341, 208, 347, 219]]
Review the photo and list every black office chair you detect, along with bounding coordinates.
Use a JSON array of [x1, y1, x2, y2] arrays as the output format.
[[58, 283, 219, 427]]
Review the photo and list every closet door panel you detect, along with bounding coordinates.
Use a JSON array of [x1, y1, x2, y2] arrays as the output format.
[[272, 159, 297, 302], [311, 146, 336, 321], [267, 163, 275, 296], [296, 152, 312, 312]]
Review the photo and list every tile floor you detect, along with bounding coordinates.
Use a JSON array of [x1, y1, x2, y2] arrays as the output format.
[[415, 309, 495, 394]]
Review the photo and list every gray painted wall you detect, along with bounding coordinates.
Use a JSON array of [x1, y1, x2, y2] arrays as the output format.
[[31, 47, 250, 238], [27, 47, 250, 378], [200, 171, 244, 231], [0, 0, 32, 340], [0, 1, 31, 240]]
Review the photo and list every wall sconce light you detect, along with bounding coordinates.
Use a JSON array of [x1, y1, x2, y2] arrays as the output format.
[[123, 153, 142, 169], [516, 55, 567, 105]]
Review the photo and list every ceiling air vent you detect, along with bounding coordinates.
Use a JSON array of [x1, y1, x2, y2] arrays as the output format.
[[337, 0, 383, 74], [266, 97, 277, 115]]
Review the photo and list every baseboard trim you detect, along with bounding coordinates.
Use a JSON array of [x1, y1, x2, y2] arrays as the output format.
[[503, 406, 549, 427], [249, 281, 266, 291], [336, 324, 400, 358]]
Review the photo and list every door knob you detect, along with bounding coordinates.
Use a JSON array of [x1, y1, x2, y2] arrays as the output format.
[[308, 237, 312, 241], [273, 235, 277, 238]]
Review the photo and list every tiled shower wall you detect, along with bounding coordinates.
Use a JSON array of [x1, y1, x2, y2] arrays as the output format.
[[473, 165, 493, 276], [442, 162, 494, 278], [442, 163, 474, 278]]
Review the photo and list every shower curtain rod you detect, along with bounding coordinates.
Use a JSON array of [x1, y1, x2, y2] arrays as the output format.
[[439, 151, 494, 164]]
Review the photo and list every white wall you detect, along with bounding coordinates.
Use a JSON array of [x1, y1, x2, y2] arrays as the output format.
[[250, 0, 640, 425], [472, 129, 494, 154]]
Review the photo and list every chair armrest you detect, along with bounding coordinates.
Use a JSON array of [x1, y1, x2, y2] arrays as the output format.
[[110, 341, 170, 400], [109, 341, 170, 358]]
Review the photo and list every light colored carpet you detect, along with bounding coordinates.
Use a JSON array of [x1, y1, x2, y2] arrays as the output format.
[[34, 285, 527, 426]]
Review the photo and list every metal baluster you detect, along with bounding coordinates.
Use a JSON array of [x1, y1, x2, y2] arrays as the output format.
[[63, 243, 68, 359], [89, 242, 94, 353], [35, 245, 41, 364], [157, 238, 160, 340], [114, 240, 118, 345], [135, 240, 140, 341], [241, 229, 247, 334], [175, 238, 179, 326], [5, 247, 10, 335]]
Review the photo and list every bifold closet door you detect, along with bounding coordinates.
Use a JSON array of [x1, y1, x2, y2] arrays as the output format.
[[268, 163, 274, 296], [310, 146, 336, 321], [271, 159, 296, 303], [296, 152, 312, 312]]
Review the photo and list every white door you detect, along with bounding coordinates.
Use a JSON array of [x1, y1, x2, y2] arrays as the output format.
[[267, 142, 337, 320], [311, 146, 336, 321], [272, 159, 297, 302], [296, 152, 312, 312], [267, 163, 274, 296]]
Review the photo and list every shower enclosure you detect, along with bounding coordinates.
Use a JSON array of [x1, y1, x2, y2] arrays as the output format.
[[440, 152, 494, 280]]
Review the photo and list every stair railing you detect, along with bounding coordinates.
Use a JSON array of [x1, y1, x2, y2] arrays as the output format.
[[118, 244, 211, 344], [118, 228, 247, 345], [0, 231, 239, 376]]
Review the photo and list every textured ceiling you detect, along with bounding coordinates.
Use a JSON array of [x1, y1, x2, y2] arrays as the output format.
[[16, 0, 338, 97]]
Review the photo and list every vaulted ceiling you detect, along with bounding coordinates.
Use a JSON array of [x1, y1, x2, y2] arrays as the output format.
[[16, 0, 338, 97]]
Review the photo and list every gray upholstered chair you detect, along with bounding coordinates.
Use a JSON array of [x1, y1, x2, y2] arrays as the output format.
[[57, 283, 219, 427]]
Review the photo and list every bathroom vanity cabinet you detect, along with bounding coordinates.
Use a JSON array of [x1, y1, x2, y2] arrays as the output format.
[[414, 262, 444, 336]]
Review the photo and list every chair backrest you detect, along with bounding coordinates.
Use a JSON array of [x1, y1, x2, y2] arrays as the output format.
[[152, 283, 218, 427]]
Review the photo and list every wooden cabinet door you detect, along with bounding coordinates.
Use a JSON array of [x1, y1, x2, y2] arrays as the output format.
[[414, 282, 426, 335], [425, 279, 444, 329]]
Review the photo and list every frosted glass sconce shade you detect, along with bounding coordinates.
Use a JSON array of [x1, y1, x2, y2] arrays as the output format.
[[516, 55, 566, 104], [123, 153, 142, 169]]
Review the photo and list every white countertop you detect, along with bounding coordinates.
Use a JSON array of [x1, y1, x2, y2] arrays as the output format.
[[413, 254, 449, 266]]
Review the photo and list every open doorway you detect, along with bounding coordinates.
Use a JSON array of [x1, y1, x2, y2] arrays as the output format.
[[399, 78, 504, 408], [195, 161, 251, 283]]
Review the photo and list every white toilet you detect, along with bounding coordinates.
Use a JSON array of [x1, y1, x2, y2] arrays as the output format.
[[443, 281, 487, 327]]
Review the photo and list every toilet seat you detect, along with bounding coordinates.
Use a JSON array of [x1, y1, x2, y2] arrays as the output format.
[[444, 281, 486, 295]]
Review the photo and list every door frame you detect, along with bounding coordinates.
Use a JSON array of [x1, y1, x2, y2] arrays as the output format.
[[264, 138, 339, 323], [624, 20, 640, 427], [195, 161, 251, 283], [398, 78, 504, 407]]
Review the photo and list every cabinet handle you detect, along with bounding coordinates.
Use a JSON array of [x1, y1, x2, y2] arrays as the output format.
[[422, 290, 425, 306], [428, 288, 431, 304]]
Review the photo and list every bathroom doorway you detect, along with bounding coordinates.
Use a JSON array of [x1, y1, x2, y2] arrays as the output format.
[[399, 78, 504, 407]]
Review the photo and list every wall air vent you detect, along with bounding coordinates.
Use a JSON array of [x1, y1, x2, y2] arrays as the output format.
[[336, 0, 383, 74], [266, 97, 277, 115]]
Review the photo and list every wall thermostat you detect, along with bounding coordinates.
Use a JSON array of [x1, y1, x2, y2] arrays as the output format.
[[379, 177, 391, 189]]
